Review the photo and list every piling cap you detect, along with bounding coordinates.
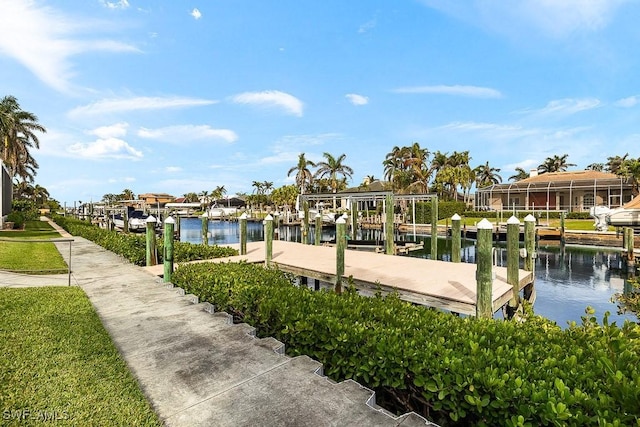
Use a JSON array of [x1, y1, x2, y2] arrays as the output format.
[[507, 215, 520, 225], [314, 212, 322, 219], [451, 213, 461, 220], [524, 214, 536, 222], [477, 218, 493, 229], [239, 212, 247, 219], [201, 212, 208, 218], [264, 214, 273, 221], [164, 216, 175, 224], [146, 215, 157, 223], [335, 216, 346, 224]]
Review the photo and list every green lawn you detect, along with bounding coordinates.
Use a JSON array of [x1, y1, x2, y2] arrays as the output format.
[[0, 287, 162, 426], [0, 220, 68, 274]]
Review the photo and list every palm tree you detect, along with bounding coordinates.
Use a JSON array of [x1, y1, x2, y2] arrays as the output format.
[[509, 167, 529, 182], [287, 153, 315, 194], [0, 95, 45, 181], [538, 154, 576, 174], [32, 184, 49, 207], [474, 161, 502, 188], [618, 157, 640, 196], [314, 152, 354, 193], [120, 189, 136, 201], [262, 181, 274, 195], [586, 163, 604, 171], [183, 192, 199, 203], [211, 185, 227, 204], [198, 190, 210, 208], [606, 154, 629, 175]]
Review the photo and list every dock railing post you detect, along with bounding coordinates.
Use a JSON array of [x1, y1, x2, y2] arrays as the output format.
[[626, 227, 635, 272], [431, 196, 438, 260], [507, 215, 520, 315], [315, 213, 322, 246], [201, 213, 209, 246], [336, 216, 346, 293], [145, 215, 157, 266], [451, 213, 461, 263], [351, 200, 358, 234], [385, 193, 394, 255], [163, 216, 175, 283], [523, 214, 536, 300], [239, 213, 247, 255], [302, 201, 310, 245], [476, 218, 493, 318], [264, 214, 273, 267]]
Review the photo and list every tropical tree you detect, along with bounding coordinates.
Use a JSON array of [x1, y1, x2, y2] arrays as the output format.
[[270, 185, 299, 209], [287, 153, 315, 194], [119, 189, 136, 201], [618, 157, 640, 196], [211, 185, 227, 204], [314, 152, 354, 193], [509, 167, 529, 182], [183, 192, 199, 203], [0, 95, 45, 181], [102, 193, 119, 204], [586, 162, 605, 171], [538, 154, 575, 174], [606, 154, 629, 175], [32, 184, 49, 207], [432, 151, 473, 201], [198, 190, 210, 208], [382, 143, 430, 192], [474, 161, 502, 188], [251, 181, 264, 195], [262, 181, 274, 195]]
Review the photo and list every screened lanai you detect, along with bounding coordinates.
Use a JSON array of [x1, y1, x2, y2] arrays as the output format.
[[475, 170, 634, 213]]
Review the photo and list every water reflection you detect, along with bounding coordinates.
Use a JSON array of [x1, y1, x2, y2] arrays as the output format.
[[179, 218, 637, 327]]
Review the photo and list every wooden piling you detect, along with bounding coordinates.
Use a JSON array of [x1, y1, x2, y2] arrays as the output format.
[[201, 214, 208, 246], [239, 213, 247, 255], [336, 216, 346, 293], [431, 196, 438, 260], [507, 216, 520, 312], [476, 218, 493, 318], [560, 212, 566, 245], [145, 215, 157, 266], [625, 227, 635, 272], [523, 214, 536, 300], [314, 213, 322, 246], [451, 213, 461, 263], [302, 201, 310, 245], [163, 216, 175, 282], [385, 193, 394, 255], [264, 214, 273, 267], [351, 200, 358, 234]]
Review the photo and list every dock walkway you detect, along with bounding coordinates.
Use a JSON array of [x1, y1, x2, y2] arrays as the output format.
[[147, 240, 534, 316], [4, 220, 433, 426]]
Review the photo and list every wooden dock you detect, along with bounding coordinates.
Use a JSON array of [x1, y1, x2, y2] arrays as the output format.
[[148, 240, 534, 317]]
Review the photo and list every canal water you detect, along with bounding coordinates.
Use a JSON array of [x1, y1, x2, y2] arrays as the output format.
[[180, 218, 637, 327]]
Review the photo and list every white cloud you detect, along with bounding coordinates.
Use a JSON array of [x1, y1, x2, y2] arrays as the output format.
[[100, 0, 130, 9], [420, 0, 628, 39], [358, 18, 377, 34], [346, 93, 369, 106], [521, 98, 601, 116], [165, 166, 182, 173], [137, 125, 238, 143], [230, 90, 304, 117], [615, 96, 638, 108], [393, 85, 502, 98], [67, 137, 143, 160], [89, 122, 129, 139], [69, 96, 217, 117], [0, 1, 139, 92], [191, 8, 202, 20]]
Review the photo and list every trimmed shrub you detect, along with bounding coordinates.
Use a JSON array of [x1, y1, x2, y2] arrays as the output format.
[[172, 261, 640, 427]]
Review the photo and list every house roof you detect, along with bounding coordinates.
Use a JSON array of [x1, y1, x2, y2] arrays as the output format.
[[138, 193, 175, 199], [477, 170, 631, 194], [517, 170, 620, 184]]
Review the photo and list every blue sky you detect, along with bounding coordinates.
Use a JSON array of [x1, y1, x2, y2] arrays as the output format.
[[1, 0, 640, 205]]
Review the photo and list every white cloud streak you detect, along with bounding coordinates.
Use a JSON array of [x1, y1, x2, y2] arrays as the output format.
[[346, 93, 369, 105], [393, 85, 502, 98], [68, 138, 143, 160], [615, 96, 638, 108], [100, 0, 130, 9], [137, 125, 238, 143], [230, 90, 304, 117], [191, 8, 202, 20], [68, 96, 217, 117], [0, 1, 139, 92], [520, 98, 601, 116]]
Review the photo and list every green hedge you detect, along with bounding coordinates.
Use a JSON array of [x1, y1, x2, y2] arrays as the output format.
[[171, 261, 640, 427], [412, 201, 467, 223], [53, 216, 237, 266]]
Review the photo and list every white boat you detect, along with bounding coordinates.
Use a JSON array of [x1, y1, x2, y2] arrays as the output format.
[[605, 195, 640, 227], [207, 204, 238, 219], [297, 209, 339, 224], [112, 209, 149, 232]]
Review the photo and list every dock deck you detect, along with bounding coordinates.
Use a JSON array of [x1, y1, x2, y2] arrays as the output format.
[[149, 240, 534, 317]]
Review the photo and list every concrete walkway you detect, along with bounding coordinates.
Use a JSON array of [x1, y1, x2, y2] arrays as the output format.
[[3, 220, 434, 426]]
